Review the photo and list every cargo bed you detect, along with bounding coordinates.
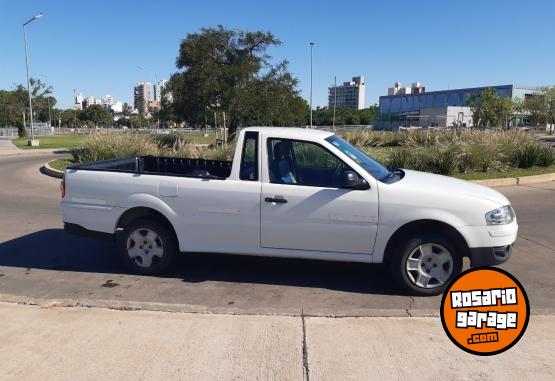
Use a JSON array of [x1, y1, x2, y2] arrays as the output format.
[[67, 156, 232, 179]]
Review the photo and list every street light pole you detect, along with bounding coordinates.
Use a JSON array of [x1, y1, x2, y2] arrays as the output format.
[[332, 76, 337, 130], [73, 88, 78, 128], [23, 12, 43, 144], [309, 42, 315, 128], [47, 96, 51, 128]]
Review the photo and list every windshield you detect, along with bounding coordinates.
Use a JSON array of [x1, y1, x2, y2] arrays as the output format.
[[325, 135, 391, 181]]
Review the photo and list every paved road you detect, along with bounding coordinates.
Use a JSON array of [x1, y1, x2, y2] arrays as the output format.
[[0, 153, 554, 316]]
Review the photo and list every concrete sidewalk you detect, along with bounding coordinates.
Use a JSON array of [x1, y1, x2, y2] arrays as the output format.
[[0, 137, 70, 156], [0, 137, 20, 155], [0, 302, 553, 381]]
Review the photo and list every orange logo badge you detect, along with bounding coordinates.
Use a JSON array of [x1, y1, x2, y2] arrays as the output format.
[[440, 267, 529, 355]]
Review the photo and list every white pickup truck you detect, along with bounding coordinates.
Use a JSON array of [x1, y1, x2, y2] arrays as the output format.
[[61, 127, 517, 295]]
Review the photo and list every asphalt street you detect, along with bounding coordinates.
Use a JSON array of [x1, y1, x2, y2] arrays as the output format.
[[0, 151, 554, 316]]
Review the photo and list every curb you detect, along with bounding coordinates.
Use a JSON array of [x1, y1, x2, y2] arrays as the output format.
[[0, 294, 413, 318], [42, 159, 64, 179], [0, 294, 553, 318], [516, 172, 555, 185], [471, 172, 555, 187]]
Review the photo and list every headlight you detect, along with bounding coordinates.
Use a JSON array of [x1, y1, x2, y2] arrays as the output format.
[[485, 205, 515, 225]]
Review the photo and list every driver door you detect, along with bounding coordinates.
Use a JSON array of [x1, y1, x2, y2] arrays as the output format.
[[261, 138, 378, 255]]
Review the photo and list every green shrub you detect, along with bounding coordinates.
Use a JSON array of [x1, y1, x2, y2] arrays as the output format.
[[465, 142, 502, 172], [457, 153, 473, 174], [71, 132, 159, 163], [72, 128, 553, 177], [200, 145, 236, 161], [340, 130, 402, 147], [153, 132, 192, 148], [388, 148, 428, 171], [512, 143, 543, 168], [388, 148, 412, 169], [537, 145, 555, 167], [427, 146, 459, 175]]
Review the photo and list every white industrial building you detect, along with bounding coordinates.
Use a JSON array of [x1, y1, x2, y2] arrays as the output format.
[[420, 106, 473, 127]]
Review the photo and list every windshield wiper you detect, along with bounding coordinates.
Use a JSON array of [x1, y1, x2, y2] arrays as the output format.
[[380, 167, 395, 182], [381, 167, 402, 182]]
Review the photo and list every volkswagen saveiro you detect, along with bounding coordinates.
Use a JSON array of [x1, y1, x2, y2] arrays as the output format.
[[61, 127, 517, 295]]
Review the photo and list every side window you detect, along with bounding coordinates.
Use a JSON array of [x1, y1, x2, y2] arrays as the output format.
[[239, 132, 258, 181], [267, 138, 352, 188], [267, 138, 296, 184]]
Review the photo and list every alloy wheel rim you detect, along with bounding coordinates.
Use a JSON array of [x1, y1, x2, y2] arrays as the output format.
[[406, 243, 453, 289], [126, 228, 164, 268]]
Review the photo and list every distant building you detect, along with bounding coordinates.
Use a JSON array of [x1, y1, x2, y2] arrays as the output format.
[[328, 76, 366, 111], [153, 80, 168, 102], [73, 93, 84, 110], [388, 81, 425, 96], [101, 95, 113, 106], [134, 81, 152, 116], [148, 100, 160, 111], [83, 96, 96, 108], [378, 83, 537, 129], [110, 101, 123, 114]]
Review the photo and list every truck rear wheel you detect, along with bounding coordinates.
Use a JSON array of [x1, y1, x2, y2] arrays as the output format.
[[389, 233, 462, 296], [117, 218, 177, 275]]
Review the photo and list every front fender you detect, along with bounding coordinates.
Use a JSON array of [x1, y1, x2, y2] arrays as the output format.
[[372, 208, 470, 263]]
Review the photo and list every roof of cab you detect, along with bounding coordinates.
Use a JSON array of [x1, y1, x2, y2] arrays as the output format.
[[241, 127, 334, 139]]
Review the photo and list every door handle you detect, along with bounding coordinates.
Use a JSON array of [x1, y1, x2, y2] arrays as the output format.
[[264, 197, 288, 204]]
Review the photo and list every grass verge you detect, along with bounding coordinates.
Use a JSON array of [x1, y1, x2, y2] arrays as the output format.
[[454, 166, 555, 180], [48, 158, 76, 172], [13, 135, 87, 150]]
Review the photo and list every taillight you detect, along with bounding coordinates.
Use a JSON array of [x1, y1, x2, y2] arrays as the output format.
[[60, 175, 66, 198]]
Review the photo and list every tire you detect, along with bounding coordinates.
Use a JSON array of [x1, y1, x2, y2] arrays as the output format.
[[116, 218, 177, 275], [389, 232, 463, 296]]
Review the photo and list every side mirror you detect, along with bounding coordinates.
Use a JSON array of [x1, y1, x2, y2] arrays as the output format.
[[342, 171, 369, 190]]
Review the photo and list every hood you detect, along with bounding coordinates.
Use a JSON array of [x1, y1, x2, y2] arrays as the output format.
[[396, 170, 510, 206]]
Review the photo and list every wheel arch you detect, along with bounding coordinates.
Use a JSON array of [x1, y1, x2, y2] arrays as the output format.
[[383, 219, 469, 263], [116, 207, 179, 249]]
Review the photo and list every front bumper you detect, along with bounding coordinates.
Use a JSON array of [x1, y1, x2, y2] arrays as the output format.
[[456, 221, 518, 249], [469, 244, 512, 267]]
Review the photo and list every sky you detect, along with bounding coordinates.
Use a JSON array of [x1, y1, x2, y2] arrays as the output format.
[[1, 0, 554, 109]]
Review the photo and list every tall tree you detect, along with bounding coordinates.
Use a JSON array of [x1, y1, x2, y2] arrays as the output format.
[[168, 25, 307, 137], [522, 87, 555, 129], [310, 106, 379, 126], [81, 104, 112, 127], [0, 79, 57, 136], [467, 88, 514, 129]]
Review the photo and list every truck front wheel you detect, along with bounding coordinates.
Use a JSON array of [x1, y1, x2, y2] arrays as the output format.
[[117, 218, 177, 275], [389, 233, 462, 296]]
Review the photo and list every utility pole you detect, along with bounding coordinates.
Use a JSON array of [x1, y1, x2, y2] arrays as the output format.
[[23, 12, 43, 145], [47, 96, 51, 128], [73, 88, 77, 128], [222, 111, 227, 147], [309, 42, 315, 128], [332, 76, 337, 130]]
